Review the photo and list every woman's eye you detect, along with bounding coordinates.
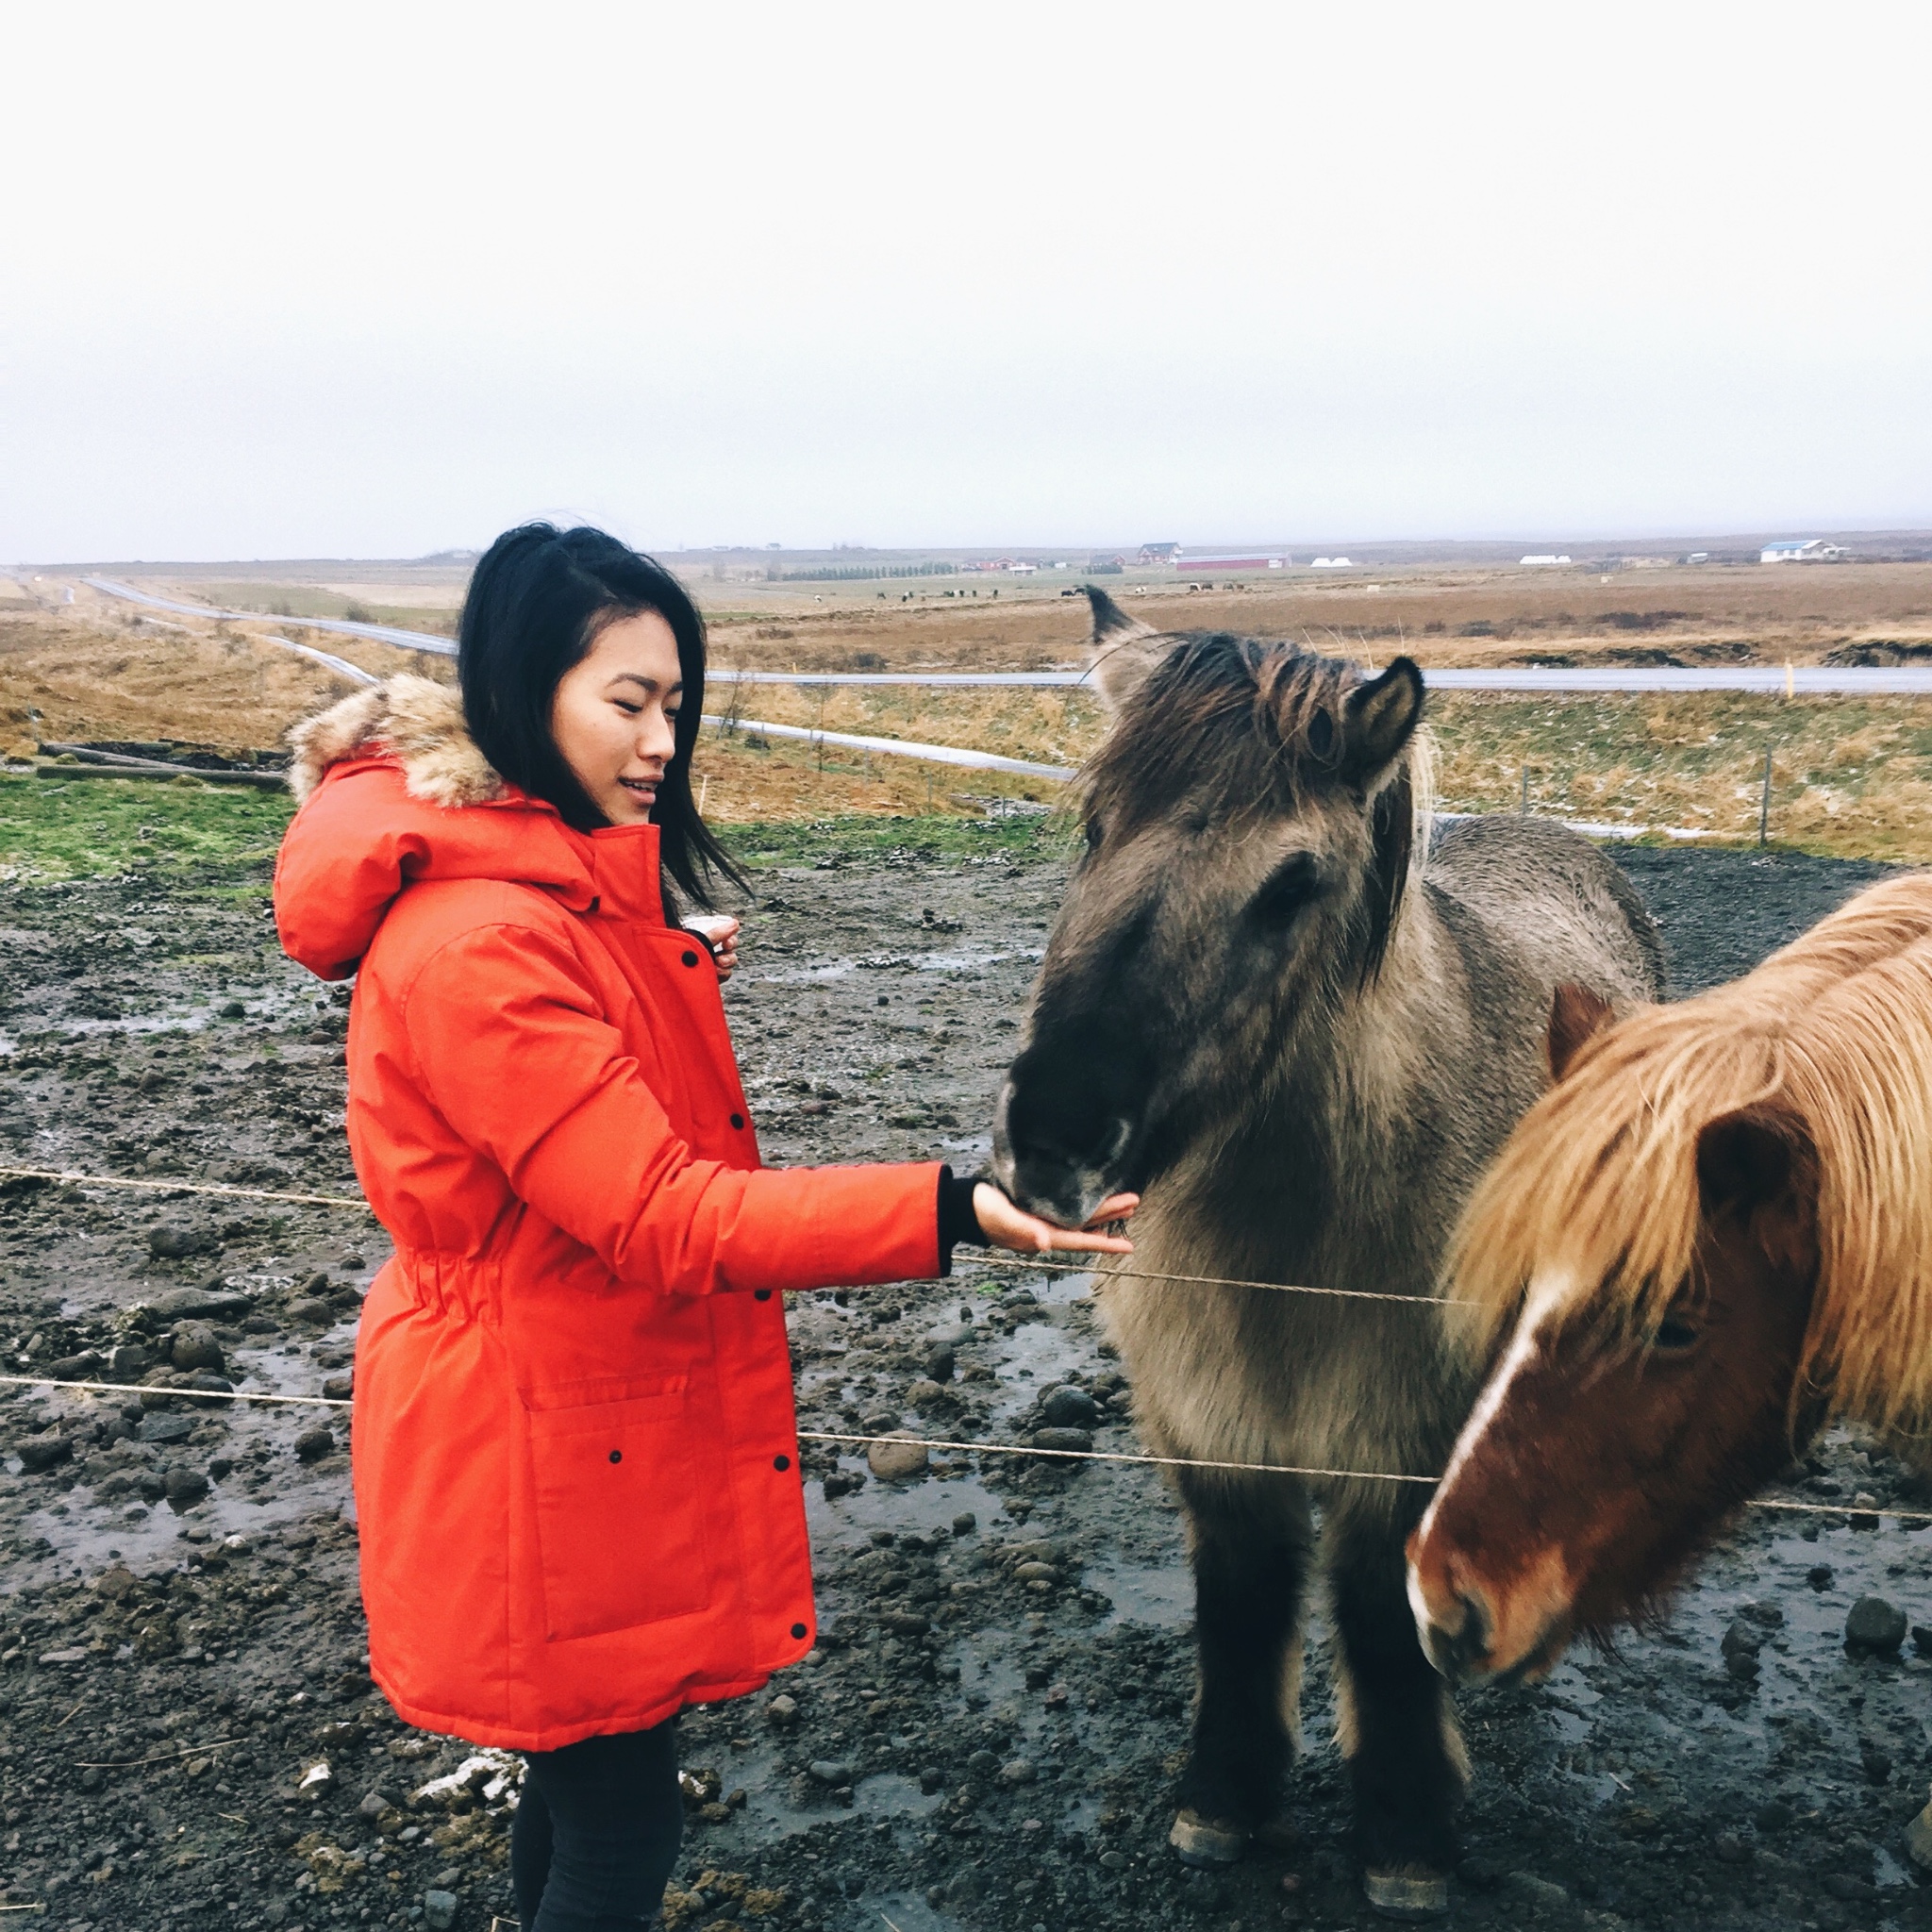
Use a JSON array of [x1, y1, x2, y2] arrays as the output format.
[[612, 700, 641, 717]]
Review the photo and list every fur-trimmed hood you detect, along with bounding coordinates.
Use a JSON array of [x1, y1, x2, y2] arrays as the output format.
[[286, 673, 507, 808], [274, 675, 663, 981]]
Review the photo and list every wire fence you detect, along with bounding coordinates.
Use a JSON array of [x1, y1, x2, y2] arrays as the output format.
[[5, 1162, 1927, 1522]]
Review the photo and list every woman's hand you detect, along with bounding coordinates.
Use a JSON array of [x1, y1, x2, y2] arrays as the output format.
[[971, 1182, 1139, 1256], [683, 915, 741, 979]]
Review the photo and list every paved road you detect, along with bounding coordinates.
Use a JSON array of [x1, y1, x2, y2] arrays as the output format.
[[86, 577, 458, 656]]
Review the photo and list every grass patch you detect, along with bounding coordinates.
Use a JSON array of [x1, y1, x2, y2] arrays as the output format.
[[8, 688, 1928, 890], [0, 774, 293, 886], [718, 810, 1074, 872], [1428, 692, 1932, 861]]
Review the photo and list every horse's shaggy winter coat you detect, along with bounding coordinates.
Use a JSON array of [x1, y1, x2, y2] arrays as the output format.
[[1447, 870, 1932, 1444], [995, 592, 1664, 1903]]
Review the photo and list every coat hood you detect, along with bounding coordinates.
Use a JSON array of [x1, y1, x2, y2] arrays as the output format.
[[274, 674, 662, 981]]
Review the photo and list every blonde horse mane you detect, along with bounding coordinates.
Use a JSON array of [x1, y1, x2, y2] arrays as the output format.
[[1445, 871, 1932, 1443]]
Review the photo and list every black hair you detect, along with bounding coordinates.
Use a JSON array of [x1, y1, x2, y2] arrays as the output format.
[[457, 522, 745, 914]]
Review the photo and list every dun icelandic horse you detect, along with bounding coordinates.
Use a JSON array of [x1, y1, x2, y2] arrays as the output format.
[[992, 590, 1663, 1918], [1409, 872, 1932, 1689]]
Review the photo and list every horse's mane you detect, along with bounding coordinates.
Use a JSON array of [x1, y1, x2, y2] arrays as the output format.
[[1083, 629, 1436, 852], [1445, 871, 1932, 1441]]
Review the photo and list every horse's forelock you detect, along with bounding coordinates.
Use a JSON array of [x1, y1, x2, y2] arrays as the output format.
[[1083, 634, 1368, 827]]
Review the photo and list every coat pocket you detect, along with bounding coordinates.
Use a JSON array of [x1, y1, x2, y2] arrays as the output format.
[[525, 1380, 712, 1641]]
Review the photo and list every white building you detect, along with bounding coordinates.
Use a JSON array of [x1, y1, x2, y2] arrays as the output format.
[[1761, 539, 1847, 563], [1520, 554, 1572, 565]]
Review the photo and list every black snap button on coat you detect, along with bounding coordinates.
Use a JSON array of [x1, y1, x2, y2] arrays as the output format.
[[730, 1112, 746, 1129], [754, 1288, 772, 1301], [791, 1622, 808, 1640], [773, 1454, 791, 1471], [608, 1450, 622, 1464], [680, 950, 700, 967]]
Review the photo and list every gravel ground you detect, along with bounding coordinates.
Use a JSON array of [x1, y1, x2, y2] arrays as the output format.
[[3, 831, 1931, 1932]]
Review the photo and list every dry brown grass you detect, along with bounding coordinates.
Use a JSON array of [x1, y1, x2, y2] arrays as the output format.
[[13, 600, 1932, 860], [0, 612, 368, 757], [700, 563, 1932, 675], [1426, 691, 1932, 862]]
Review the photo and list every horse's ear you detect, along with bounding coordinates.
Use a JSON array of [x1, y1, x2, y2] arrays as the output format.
[[1340, 658, 1424, 783], [1695, 1104, 1820, 1263], [1548, 982, 1617, 1082], [1084, 587, 1166, 713]]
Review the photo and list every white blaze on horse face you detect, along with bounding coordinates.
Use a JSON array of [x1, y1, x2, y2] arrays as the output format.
[[1407, 1269, 1576, 1654], [1420, 1270, 1574, 1539]]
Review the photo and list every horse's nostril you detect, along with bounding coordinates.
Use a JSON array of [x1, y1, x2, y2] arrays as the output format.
[[1454, 1588, 1492, 1659], [1427, 1586, 1496, 1682], [1414, 1556, 1498, 1682]]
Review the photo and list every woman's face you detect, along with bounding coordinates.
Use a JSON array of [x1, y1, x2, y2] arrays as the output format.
[[549, 609, 683, 824]]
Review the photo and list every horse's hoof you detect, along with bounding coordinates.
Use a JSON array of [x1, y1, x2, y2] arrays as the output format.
[[1363, 1869, 1451, 1921], [1169, 1809, 1249, 1868]]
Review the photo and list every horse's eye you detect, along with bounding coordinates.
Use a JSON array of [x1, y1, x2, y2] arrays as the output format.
[[1251, 853, 1319, 927], [1084, 816, 1105, 854], [1652, 1318, 1700, 1353]]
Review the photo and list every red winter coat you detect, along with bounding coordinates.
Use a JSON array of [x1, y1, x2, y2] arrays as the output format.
[[273, 675, 940, 1750]]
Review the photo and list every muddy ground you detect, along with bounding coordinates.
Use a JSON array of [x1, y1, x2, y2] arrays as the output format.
[[4, 828, 1932, 1932]]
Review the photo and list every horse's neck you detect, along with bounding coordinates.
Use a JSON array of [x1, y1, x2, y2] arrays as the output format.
[[1284, 877, 1448, 1146], [1188, 885, 1455, 1261]]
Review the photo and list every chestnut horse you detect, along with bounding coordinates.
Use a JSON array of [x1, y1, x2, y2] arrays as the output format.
[[1407, 871, 1932, 1687], [994, 591, 1662, 1918]]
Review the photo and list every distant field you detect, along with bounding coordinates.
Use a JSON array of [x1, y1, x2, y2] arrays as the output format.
[[178, 583, 459, 633], [9, 563, 1932, 861], [80, 556, 1932, 671], [694, 562, 1932, 676]]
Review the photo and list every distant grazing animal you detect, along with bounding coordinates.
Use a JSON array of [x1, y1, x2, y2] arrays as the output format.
[[992, 589, 1663, 1918], [1408, 873, 1932, 1690]]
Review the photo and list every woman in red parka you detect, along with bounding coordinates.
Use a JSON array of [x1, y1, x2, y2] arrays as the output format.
[[273, 524, 1133, 1932]]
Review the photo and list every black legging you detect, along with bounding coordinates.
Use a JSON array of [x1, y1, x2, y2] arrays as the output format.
[[510, 1723, 684, 1931]]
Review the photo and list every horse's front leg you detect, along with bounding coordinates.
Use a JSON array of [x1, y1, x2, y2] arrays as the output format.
[[1325, 1489, 1466, 1920], [1168, 1468, 1314, 1867]]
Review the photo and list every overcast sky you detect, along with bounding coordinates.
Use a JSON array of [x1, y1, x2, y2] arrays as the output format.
[[5, 2, 1927, 561]]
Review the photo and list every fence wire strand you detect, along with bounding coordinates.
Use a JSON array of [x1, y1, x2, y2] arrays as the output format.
[[6, 1372, 1926, 1521], [0, 1166, 1473, 1306], [4, 1167, 1924, 1520]]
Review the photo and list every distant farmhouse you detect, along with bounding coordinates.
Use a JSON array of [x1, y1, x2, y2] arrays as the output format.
[[1761, 539, 1849, 563], [1138, 542, 1182, 564]]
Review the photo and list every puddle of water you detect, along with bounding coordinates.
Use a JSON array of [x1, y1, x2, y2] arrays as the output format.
[[951, 1629, 1027, 1707], [850, 1771, 942, 1822], [984, 1324, 1090, 1420], [758, 946, 1042, 986], [1090, 1558, 1192, 1630], [859, 1892, 970, 1932], [807, 1468, 1006, 1547], [913, 948, 1043, 975]]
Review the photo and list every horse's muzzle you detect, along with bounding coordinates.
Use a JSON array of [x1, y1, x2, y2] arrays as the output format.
[[991, 1077, 1134, 1228]]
